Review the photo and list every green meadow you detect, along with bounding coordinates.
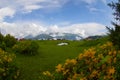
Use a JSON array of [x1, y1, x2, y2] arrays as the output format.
[[15, 37, 108, 80]]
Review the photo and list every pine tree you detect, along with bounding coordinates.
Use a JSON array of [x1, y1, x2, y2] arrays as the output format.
[[107, 0, 120, 49]]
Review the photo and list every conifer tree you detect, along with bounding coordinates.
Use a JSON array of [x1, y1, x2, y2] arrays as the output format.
[[107, 0, 120, 49]]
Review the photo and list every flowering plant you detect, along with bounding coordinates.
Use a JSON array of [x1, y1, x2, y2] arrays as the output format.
[[43, 42, 119, 80], [0, 49, 19, 80]]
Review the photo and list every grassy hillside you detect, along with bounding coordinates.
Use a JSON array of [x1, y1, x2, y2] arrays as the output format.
[[15, 37, 108, 80]]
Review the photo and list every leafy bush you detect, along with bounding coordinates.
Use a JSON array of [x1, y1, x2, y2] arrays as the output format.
[[43, 42, 119, 80], [0, 33, 17, 51], [13, 40, 39, 55], [0, 33, 4, 43], [4, 34, 17, 48], [0, 48, 20, 80], [0, 42, 6, 51], [0, 33, 5, 50]]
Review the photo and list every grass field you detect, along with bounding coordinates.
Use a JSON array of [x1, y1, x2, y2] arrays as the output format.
[[15, 38, 108, 80]]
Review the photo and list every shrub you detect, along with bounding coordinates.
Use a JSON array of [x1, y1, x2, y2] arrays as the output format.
[[0, 42, 6, 51], [4, 34, 17, 48], [0, 33, 6, 50], [0, 33, 17, 51], [43, 42, 119, 80], [0, 48, 20, 80], [13, 40, 39, 55], [0, 33, 4, 43]]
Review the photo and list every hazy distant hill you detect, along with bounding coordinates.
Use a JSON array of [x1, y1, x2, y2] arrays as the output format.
[[84, 35, 104, 40], [24, 32, 83, 40]]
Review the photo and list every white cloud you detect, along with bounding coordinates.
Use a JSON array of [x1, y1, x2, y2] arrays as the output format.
[[81, 0, 96, 4], [88, 7, 99, 12], [0, 0, 107, 39], [87, 6, 105, 13], [83, 0, 107, 13], [0, 7, 15, 21], [0, 0, 108, 21], [72, 23, 106, 37], [0, 0, 68, 13], [0, 22, 107, 38], [0, 0, 108, 14], [0, 0, 69, 21], [101, 0, 107, 4], [59, 23, 106, 37], [24, 5, 43, 13], [80, 0, 107, 4], [0, 22, 46, 38]]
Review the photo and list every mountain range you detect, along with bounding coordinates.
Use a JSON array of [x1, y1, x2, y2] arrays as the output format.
[[24, 32, 83, 40]]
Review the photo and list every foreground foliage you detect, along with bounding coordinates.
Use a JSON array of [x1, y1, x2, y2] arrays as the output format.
[[0, 49, 19, 80], [43, 42, 119, 80], [107, 0, 120, 49]]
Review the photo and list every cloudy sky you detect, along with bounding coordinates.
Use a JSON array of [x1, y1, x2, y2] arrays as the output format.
[[0, 0, 115, 38]]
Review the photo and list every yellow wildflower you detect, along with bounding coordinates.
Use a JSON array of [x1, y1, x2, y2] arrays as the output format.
[[78, 54, 83, 60], [92, 58, 98, 63], [56, 64, 63, 72], [113, 57, 116, 63], [90, 70, 98, 78], [7, 57, 12, 62], [72, 73, 79, 80], [80, 77, 87, 80], [100, 42, 112, 49], [63, 69, 69, 75], [108, 51, 112, 55], [70, 59, 77, 65], [65, 59, 77, 65], [113, 51, 116, 56], [108, 67, 115, 75], [98, 54, 103, 59], [43, 71, 51, 76], [83, 48, 95, 58], [107, 42, 112, 47], [104, 75, 112, 79], [43, 72, 47, 75]]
